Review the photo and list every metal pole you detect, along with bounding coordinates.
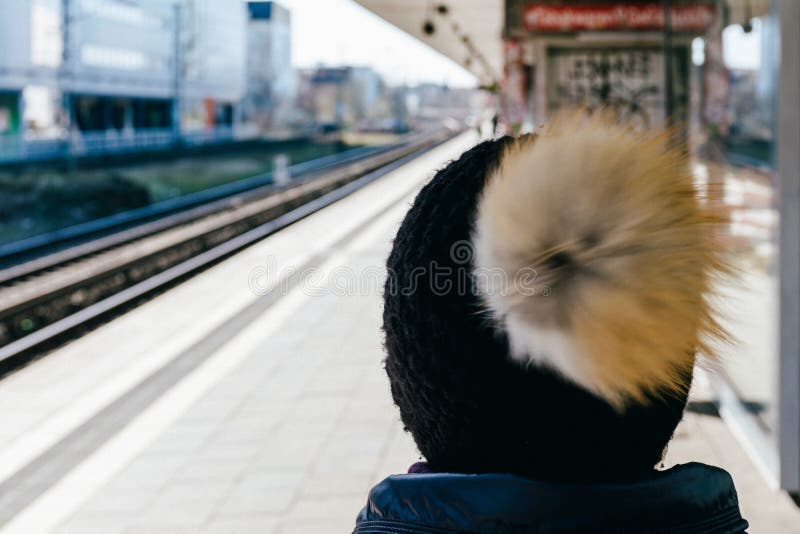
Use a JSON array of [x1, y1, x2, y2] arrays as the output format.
[[662, 0, 674, 124], [777, 0, 800, 494]]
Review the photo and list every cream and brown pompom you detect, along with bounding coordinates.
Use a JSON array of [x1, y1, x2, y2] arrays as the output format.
[[473, 114, 731, 409]]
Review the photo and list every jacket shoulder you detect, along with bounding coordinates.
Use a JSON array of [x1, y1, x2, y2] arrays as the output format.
[[353, 465, 748, 533]]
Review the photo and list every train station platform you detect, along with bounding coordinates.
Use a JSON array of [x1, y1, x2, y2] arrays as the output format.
[[0, 132, 798, 534]]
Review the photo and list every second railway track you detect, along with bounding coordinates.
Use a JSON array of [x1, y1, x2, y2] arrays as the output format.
[[0, 128, 457, 370]]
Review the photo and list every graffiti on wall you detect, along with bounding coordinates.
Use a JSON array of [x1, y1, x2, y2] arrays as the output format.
[[548, 47, 680, 129]]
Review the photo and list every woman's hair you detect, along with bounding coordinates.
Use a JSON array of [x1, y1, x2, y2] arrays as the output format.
[[382, 118, 728, 483]]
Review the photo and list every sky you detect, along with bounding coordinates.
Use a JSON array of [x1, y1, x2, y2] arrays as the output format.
[[274, 0, 477, 87]]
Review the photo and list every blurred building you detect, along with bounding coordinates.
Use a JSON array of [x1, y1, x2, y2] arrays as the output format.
[[406, 83, 476, 122], [298, 68, 477, 133], [1, 0, 180, 133], [0, 0, 259, 157], [64, 0, 177, 132], [307, 66, 384, 130], [0, 0, 60, 135], [0, 1, 23, 135], [181, 0, 247, 132], [243, 1, 295, 130]]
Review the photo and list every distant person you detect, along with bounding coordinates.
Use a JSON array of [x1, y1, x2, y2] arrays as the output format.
[[491, 112, 499, 136], [353, 115, 746, 533]]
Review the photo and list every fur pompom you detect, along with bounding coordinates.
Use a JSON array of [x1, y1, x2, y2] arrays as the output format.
[[472, 115, 730, 409]]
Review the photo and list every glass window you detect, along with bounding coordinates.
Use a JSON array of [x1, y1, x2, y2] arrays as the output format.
[[701, 12, 780, 440]]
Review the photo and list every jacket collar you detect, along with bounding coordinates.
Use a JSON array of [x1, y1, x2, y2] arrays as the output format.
[[355, 462, 747, 533]]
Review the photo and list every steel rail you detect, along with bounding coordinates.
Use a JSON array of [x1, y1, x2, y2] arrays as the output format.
[[0, 128, 457, 370]]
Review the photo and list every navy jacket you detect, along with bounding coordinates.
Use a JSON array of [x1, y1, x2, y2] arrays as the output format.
[[354, 463, 747, 533]]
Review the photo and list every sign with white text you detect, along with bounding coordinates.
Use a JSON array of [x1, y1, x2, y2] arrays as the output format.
[[524, 4, 715, 33]]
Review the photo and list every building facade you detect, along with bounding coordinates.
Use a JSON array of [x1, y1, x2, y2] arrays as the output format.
[[181, 0, 247, 131], [64, 0, 177, 132], [243, 1, 294, 129], [0, 0, 40, 136], [0, 0, 256, 160], [307, 66, 384, 130]]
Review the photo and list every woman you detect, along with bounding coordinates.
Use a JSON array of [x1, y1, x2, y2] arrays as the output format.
[[354, 116, 747, 533]]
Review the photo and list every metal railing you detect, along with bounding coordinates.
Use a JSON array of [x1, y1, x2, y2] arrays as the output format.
[[0, 125, 250, 164], [0, 138, 396, 266]]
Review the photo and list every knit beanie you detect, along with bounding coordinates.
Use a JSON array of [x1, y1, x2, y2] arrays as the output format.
[[382, 115, 728, 483]]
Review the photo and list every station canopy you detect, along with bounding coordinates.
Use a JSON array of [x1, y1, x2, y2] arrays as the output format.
[[354, 0, 771, 87], [353, 0, 504, 86]]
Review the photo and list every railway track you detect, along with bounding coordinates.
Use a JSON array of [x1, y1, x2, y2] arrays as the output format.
[[0, 128, 457, 371]]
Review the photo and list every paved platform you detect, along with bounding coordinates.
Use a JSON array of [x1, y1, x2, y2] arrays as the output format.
[[0, 131, 798, 533]]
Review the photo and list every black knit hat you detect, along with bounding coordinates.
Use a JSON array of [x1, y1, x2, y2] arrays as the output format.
[[383, 119, 728, 483]]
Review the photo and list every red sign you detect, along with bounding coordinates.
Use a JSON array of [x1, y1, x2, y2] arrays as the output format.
[[524, 4, 715, 32]]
